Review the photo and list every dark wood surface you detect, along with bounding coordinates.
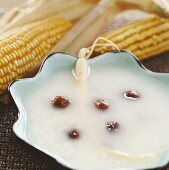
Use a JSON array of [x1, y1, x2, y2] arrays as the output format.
[[0, 52, 169, 170]]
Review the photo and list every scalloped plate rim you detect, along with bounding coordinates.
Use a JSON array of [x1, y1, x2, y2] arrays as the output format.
[[9, 50, 169, 170]]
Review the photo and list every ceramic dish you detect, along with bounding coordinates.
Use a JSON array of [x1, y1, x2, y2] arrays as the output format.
[[9, 50, 169, 170]]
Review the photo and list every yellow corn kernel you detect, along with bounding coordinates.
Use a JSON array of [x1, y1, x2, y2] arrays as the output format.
[[94, 15, 169, 60], [0, 15, 72, 93]]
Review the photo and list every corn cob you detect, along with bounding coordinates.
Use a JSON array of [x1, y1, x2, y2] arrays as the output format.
[[93, 15, 169, 60], [0, 15, 72, 94]]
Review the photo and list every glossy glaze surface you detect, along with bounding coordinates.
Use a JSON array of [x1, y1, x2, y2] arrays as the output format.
[[10, 51, 169, 170]]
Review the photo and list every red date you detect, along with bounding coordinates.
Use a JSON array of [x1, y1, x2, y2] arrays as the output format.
[[52, 96, 71, 108], [95, 99, 109, 110], [106, 121, 119, 132], [124, 91, 140, 99], [68, 130, 80, 139]]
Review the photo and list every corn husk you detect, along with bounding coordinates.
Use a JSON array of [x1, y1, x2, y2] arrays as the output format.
[[0, 0, 97, 34], [0, 0, 24, 16], [116, 0, 169, 17], [50, 0, 116, 55]]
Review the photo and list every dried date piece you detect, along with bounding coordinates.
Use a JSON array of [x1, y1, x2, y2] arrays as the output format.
[[95, 99, 109, 110], [106, 121, 119, 132], [68, 130, 80, 139], [52, 96, 71, 108], [124, 91, 140, 100]]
